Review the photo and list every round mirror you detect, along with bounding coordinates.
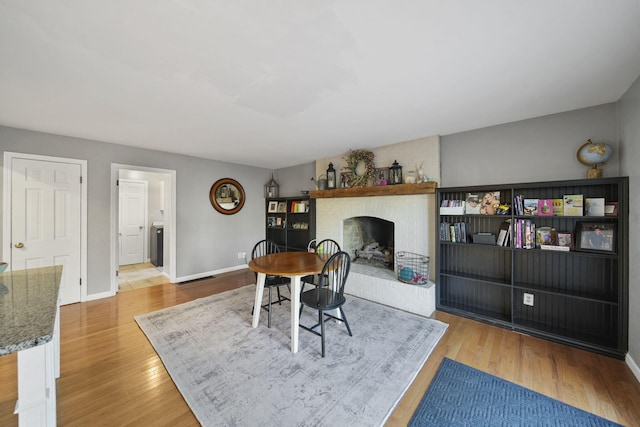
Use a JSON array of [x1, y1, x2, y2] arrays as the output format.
[[210, 178, 245, 215]]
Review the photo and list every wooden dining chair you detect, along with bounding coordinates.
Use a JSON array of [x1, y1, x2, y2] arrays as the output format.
[[299, 251, 352, 357], [301, 239, 341, 293], [251, 239, 291, 328]]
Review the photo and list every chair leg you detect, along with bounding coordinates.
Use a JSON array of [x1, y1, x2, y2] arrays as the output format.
[[267, 287, 273, 328], [276, 287, 283, 305], [320, 310, 326, 357], [340, 308, 352, 336]]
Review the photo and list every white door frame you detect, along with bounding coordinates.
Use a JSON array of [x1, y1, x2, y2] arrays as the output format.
[[110, 164, 177, 294], [3, 151, 88, 302]]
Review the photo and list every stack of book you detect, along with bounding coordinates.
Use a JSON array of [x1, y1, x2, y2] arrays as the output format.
[[439, 221, 469, 243]]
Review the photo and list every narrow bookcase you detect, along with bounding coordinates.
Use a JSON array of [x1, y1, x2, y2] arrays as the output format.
[[265, 196, 316, 252], [436, 177, 628, 359]]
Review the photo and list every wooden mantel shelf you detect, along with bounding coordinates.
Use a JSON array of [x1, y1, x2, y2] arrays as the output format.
[[310, 181, 437, 198]]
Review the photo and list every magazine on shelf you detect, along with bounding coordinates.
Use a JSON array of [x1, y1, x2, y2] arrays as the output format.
[[563, 194, 584, 216], [538, 199, 554, 216], [523, 199, 539, 215], [586, 197, 605, 216]]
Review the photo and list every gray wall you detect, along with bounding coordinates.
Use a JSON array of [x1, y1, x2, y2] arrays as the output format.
[[441, 103, 619, 187], [273, 162, 316, 197], [619, 75, 640, 364], [0, 126, 269, 296]]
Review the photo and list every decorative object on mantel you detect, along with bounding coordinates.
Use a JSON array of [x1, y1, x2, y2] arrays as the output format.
[[343, 149, 376, 188], [416, 162, 431, 182], [389, 160, 403, 185], [326, 162, 337, 190], [577, 139, 613, 179], [404, 170, 416, 184], [265, 173, 279, 198], [313, 174, 328, 190]]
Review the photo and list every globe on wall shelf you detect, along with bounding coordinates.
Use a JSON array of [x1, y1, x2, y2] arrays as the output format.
[[577, 139, 613, 179]]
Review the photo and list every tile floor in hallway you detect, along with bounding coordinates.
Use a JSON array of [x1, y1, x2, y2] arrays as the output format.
[[118, 262, 168, 292]]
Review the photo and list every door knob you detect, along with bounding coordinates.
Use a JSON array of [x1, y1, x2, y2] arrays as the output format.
[[15, 242, 24, 248]]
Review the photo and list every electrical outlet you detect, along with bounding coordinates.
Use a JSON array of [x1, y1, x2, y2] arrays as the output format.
[[523, 293, 534, 306], [237, 252, 246, 259]]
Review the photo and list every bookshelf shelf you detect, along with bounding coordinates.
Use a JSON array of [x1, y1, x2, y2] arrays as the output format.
[[265, 196, 315, 252], [436, 177, 628, 359]]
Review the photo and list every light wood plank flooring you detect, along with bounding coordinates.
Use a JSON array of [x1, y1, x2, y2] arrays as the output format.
[[1, 268, 638, 426]]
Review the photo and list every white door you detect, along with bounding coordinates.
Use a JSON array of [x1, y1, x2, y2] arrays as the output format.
[[118, 179, 147, 266], [10, 158, 82, 305]]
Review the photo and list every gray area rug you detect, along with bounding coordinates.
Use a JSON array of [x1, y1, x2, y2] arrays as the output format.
[[135, 285, 447, 426]]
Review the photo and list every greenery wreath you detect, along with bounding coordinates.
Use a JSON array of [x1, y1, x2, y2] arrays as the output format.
[[342, 149, 376, 187]]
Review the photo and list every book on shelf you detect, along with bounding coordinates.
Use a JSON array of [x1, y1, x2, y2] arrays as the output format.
[[586, 197, 605, 216], [563, 194, 584, 216], [440, 221, 469, 243], [537, 199, 553, 216], [465, 193, 481, 214], [552, 198, 564, 216], [496, 220, 511, 246], [513, 219, 535, 249], [513, 194, 524, 215], [523, 199, 538, 215], [480, 191, 501, 215]]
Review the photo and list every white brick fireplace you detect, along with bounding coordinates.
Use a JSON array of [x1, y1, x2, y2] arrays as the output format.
[[315, 192, 436, 317]]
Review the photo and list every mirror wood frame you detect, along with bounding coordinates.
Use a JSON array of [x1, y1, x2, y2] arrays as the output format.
[[209, 178, 246, 215]]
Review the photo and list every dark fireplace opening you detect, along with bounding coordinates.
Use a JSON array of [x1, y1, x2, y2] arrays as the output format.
[[343, 216, 394, 270]]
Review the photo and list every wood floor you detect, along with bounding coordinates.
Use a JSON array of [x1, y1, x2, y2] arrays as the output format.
[[1, 268, 639, 426]]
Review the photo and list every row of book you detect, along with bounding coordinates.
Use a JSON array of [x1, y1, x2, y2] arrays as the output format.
[[290, 201, 309, 213], [439, 221, 469, 243], [441, 219, 572, 251], [513, 194, 612, 217]]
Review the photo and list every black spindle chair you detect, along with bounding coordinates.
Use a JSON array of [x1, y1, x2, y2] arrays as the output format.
[[299, 251, 352, 357], [251, 239, 291, 328]]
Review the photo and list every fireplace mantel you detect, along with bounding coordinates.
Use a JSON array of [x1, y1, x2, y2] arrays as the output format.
[[311, 182, 436, 198]]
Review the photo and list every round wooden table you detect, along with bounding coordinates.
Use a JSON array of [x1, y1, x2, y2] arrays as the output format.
[[248, 252, 329, 353]]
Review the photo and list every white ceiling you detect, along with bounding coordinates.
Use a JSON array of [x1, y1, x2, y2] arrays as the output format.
[[1, 1, 639, 169]]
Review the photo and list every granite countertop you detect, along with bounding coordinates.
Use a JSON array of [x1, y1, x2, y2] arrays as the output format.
[[0, 266, 63, 356]]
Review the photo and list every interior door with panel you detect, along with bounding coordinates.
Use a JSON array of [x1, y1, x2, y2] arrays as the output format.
[[10, 157, 82, 305], [118, 179, 147, 266]]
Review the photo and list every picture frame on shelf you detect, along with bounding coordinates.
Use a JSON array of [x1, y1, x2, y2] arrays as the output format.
[[340, 172, 350, 188], [267, 201, 278, 213], [557, 232, 573, 249], [605, 202, 619, 217], [575, 222, 616, 253], [277, 202, 287, 213], [374, 168, 389, 186]]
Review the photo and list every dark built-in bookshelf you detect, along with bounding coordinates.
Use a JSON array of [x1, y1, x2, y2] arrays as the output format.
[[265, 196, 316, 252], [436, 177, 628, 359]]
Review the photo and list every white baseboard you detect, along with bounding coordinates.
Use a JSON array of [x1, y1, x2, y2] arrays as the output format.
[[174, 264, 248, 284], [626, 353, 640, 383]]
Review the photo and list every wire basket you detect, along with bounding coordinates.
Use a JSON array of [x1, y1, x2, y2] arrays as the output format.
[[396, 251, 430, 285]]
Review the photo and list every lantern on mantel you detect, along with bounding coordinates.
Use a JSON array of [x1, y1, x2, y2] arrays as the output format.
[[265, 173, 279, 198], [389, 160, 403, 185], [326, 162, 337, 190]]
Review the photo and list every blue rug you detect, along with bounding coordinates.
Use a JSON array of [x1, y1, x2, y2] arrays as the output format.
[[409, 358, 622, 427]]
